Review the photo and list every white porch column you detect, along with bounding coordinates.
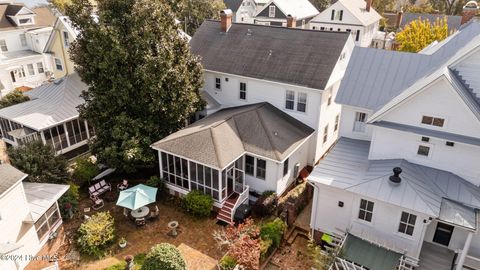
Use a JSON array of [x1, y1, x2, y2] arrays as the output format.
[[456, 231, 474, 270]]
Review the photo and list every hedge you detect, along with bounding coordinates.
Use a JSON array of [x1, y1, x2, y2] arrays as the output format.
[[183, 190, 213, 217]]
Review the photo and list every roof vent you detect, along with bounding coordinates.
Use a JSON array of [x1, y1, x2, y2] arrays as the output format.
[[389, 167, 402, 185]]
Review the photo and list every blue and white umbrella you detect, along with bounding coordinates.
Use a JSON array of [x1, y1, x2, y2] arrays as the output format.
[[116, 184, 157, 210]]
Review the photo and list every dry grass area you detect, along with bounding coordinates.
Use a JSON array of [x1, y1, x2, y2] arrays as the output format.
[[269, 236, 315, 270], [47, 189, 225, 270]]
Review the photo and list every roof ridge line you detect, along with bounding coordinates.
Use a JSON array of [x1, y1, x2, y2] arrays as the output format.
[[255, 104, 280, 160]]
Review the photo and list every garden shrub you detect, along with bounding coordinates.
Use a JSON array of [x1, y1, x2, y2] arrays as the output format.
[[77, 211, 115, 258], [146, 175, 165, 192], [261, 190, 275, 197], [259, 238, 272, 260], [183, 190, 213, 217], [0, 89, 30, 109], [252, 192, 277, 217], [141, 243, 186, 270], [72, 156, 99, 184], [58, 182, 80, 218], [218, 255, 237, 270], [260, 218, 286, 249]]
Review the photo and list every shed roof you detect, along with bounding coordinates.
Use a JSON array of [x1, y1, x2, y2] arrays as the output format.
[[0, 163, 27, 196], [23, 182, 69, 222], [309, 137, 480, 217], [190, 20, 349, 90], [0, 73, 87, 131], [152, 103, 314, 169], [336, 22, 480, 112]]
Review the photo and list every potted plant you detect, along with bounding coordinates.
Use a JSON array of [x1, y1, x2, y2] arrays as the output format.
[[119, 237, 127, 248], [125, 255, 134, 270]]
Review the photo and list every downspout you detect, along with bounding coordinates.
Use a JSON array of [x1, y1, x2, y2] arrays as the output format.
[[308, 180, 319, 239]]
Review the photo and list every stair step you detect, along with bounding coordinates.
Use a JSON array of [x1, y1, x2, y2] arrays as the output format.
[[217, 212, 231, 221]]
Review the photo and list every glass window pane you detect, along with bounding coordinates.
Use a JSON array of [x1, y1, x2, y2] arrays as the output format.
[[406, 226, 414, 236], [161, 152, 167, 169], [212, 170, 219, 190], [78, 120, 87, 141], [197, 165, 204, 184], [189, 162, 196, 182], [58, 125, 68, 149], [398, 223, 406, 233], [205, 167, 212, 187], [245, 155, 254, 175], [181, 159, 188, 178], [408, 214, 417, 225]]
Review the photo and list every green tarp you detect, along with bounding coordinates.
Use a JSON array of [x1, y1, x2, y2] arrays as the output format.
[[341, 234, 402, 270]]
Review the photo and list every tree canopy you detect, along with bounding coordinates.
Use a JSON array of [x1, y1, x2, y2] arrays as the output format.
[[0, 89, 30, 109], [308, 0, 330, 12], [169, 0, 226, 36], [66, 0, 205, 172], [8, 141, 69, 184], [396, 17, 450, 53]]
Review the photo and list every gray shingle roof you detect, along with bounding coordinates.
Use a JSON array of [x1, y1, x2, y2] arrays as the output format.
[[309, 137, 480, 217], [0, 73, 87, 131], [224, 0, 243, 12], [401, 13, 462, 31], [336, 22, 480, 112], [0, 163, 27, 195], [190, 20, 349, 90], [152, 103, 314, 169]]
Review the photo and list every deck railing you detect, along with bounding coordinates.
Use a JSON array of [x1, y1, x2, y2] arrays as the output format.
[[398, 255, 419, 270], [231, 185, 249, 221]]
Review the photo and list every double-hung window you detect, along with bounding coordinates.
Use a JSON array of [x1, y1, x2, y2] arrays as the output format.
[[245, 155, 255, 176], [417, 145, 430, 157], [358, 199, 374, 222], [339, 10, 343, 21], [37, 62, 44, 73], [285, 90, 295, 110], [334, 114, 340, 132], [331, 9, 335, 20], [27, 64, 35, 76], [297, 92, 307, 112], [353, 112, 367, 132], [398, 211, 416, 236], [283, 158, 289, 176], [323, 125, 328, 144], [269, 5, 276, 17], [0, 40, 7, 52], [239, 82, 247, 100], [54, 58, 63, 71], [256, 159, 266, 180], [63, 31, 70, 47], [215, 77, 221, 90]]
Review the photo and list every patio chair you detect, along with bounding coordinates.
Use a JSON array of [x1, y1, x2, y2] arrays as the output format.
[[135, 218, 146, 227], [90, 195, 104, 210], [148, 205, 159, 220], [117, 179, 129, 191], [99, 179, 112, 192]]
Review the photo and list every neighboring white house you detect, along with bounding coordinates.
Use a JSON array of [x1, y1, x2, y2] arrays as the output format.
[[0, 163, 69, 270], [151, 12, 354, 224], [309, 21, 480, 270], [253, 0, 319, 28], [0, 73, 94, 157], [0, 3, 56, 97], [309, 0, 381, 47], [224, 0, 258, 23]]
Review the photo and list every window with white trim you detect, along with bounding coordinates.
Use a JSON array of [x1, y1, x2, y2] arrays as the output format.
[[215, 77, 221, 90], [54, 58, 63, 71], [417, 145, 430, 157], [323, 125, 328, 144], [0, 40, 7, 52], [37, 62, 44, 73], [239, 82, 246, 100], [353, 112, 367, 132], [355, 30, 360, 42], [334, 114, 340, 132], [245, 155, 254, 176], [34, 203, 61, 240], [63, 31, 70, 47], [256, 158, 266, 180], [398, 211, 416, 236], [283, 158, 289, 176], [27, 64, 35, 76], [339, 10, 343, 21], [331, 9, 335, 20], [269, 5, 276, 17], [20, 34, 27, 47], [285, 90, 295, 110], [297, 92, 307, 112], [358, 199, 374, 222]]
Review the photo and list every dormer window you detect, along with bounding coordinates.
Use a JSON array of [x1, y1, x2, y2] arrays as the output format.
[[19, 18, 32, 24], [269, 5, 275, 17]]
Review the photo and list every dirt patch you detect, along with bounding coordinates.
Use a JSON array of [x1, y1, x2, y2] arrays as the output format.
[[270, 235, 314, 270], [54, 190, 226, 270]]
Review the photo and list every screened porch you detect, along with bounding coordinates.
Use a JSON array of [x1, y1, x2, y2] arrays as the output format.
[[160, 151, 247, 203]]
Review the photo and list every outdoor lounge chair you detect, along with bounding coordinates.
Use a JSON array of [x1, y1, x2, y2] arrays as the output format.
[[117, 179, 129, 191], [88, 179, 112, 197], [135, 218, 146, 227], [90, 195, 104, 210]]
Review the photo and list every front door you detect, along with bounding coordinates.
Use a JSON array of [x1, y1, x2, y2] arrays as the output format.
[[433, 222, 454, 246], [227, 167, 234, 197]]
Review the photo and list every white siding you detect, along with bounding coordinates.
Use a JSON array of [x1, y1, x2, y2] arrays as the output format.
[[338, 105, 374, 141]]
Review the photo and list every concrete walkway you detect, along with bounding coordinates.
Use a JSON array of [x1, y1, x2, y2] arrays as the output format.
[[294, 200, 312, 231], [178, 243, 217, 270]]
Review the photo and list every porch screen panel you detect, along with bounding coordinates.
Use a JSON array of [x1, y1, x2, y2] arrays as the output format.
[[50, 126, 61, 150], [66, 121, 76, 145], [58, 125, 68, 149]]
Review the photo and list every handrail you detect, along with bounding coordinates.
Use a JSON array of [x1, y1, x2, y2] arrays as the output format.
[[231, 185, 249, 221]]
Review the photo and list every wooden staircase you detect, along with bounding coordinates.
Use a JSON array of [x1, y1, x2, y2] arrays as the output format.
[[216, 193, 239, 225]]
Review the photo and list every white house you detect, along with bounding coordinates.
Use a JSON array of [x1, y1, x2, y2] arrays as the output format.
[[309, 0, 381, 47], [0, 163, 69, 270], [224, 0, 258, 23], [0, 73, 94, 157], [309, 21, 480, 270], [151, 12, 354, 224], [0, 3, 56, 97], [253, 0, 319, 28]]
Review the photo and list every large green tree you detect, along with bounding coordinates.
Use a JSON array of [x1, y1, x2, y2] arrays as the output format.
[[169, 0, 225, 36], [8, 141, 69, 183], [67, 0, 204, 172], [0, 89, 30, 109], [309, 0, 330, 12]]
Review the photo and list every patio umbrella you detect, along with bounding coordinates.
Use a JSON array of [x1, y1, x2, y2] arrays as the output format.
[[116, 184, 158, 210]]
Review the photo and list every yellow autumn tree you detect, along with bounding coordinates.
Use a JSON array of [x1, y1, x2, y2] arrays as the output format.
[[396, 17, 450, 53]]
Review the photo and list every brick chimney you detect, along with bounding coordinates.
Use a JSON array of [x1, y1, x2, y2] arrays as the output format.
[[366, 0, 372, 12], [287, 15, 296, 28], [220, 9, 233, 32], [461, 1, 479, 25], [395, 8, 404, 30]]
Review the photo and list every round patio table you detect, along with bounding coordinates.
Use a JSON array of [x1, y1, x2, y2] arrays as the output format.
[[131, 206, 150, 218]]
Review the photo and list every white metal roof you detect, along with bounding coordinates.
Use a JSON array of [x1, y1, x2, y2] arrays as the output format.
[[257, 0, 319, 20], [439, 198, 478, 230], [0, 73, 87, 131], [337, 0, 381, 26], [23, 182, 69, 222], [309, 137, 480, 217]]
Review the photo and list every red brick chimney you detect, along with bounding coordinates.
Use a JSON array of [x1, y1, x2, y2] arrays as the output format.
[[395, 8, 404, 30], [287, 15, 296, 28], [366, 0, 372, 12], [461, 1, 479, 25], [220, 9, 233, 32]]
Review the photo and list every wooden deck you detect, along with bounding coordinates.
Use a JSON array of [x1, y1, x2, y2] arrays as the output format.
[[417, 242, 455, 270]]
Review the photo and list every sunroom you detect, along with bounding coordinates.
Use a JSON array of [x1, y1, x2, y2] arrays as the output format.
[[152, 102, 314, 209]]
